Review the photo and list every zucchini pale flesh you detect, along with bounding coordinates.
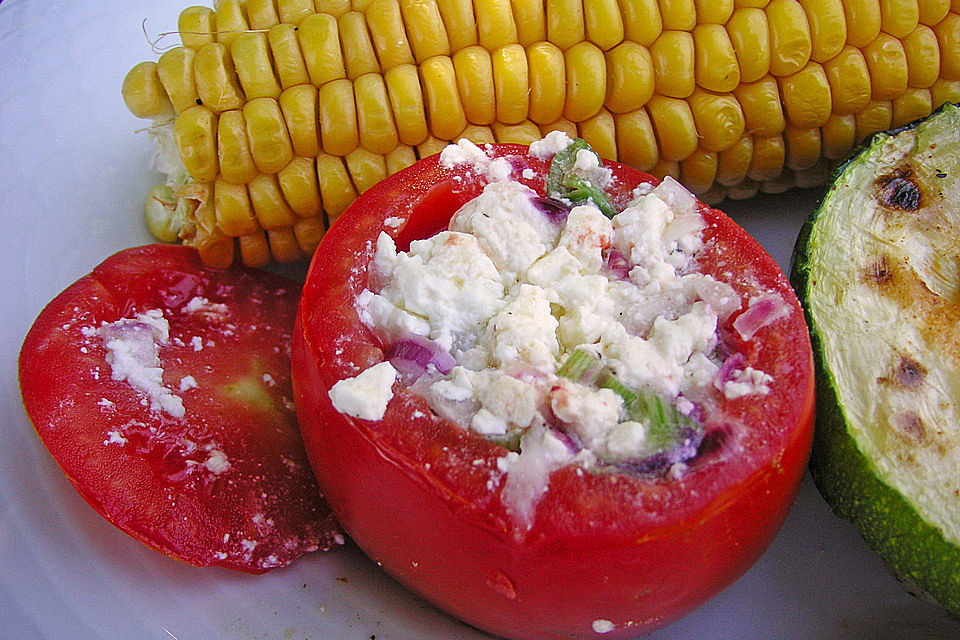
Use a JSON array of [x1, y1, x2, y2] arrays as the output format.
[[792, 103, 960, 614]]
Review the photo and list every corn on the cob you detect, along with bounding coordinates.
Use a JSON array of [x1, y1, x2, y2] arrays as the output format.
[[123, 0, 960, 267]]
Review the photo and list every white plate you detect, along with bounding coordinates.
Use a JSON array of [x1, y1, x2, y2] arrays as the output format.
[[1, 3, 958, 639]]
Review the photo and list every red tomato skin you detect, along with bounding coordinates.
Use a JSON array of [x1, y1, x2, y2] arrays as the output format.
[[292, 146, 815, 638], [20, 244, 341, 573]]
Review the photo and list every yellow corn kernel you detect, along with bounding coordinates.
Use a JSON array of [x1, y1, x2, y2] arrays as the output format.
[[460, 124, 497, 144], [715, 134, 753, 186], [822, 45, 871, 114], [122, 62, 172, 119], [492, 120, 544, 144], [853, 100, 892, 142], [217, 109, 259, 184], [734, 75, 786, 137], [319, 78, 360, 155], [931, 78, 960, 105], [278, 157, 322, 217], [547, 0, 586, 50], [578, 108, 617, 160], [864, 33, 909, 99], [157, 47, 198, 114], [278, 0, 315, 24], [245, 0, 280, 30], [726, 178, 760, 200], [419, 55, 468, 139], [493, 44, 530, 124], [279, 84, 320, 158], [903, 25, 940, 88], [687, 89, 745, 151], [934, 13, 960, 80], [842, 0, 881, 48], [695, 0, 734, 23], [778, 61, 831, 128], [735, 0, 770, 8], [680, 148, 718, 194], [784, 126, 821, 170], [799, 0, 847, 62], [650, 30, 695, 98], [267, 228, 305, 262], [699, 183, 725, 204], [614, 108, 658, 170], [355, 73, 400, 154], [604, 41, 654, 114], [293, 216, 327, 254], [646, 94, 698, 161], [400, 0, 451, 62], [299, 13, 347, 86], [918, 0, 951, 25], [692, 24, 740, 93], [249, 173, 298, 229], [366, 0, 416, 69], [891, 87, 933, 126], [821, 113, 856, 159], [879, 0, 920, 39], [345, 148, 388, 193], [437, 0, 480, 50], [540, 118, 580, 139], [385, 144, 418, 174], [214, 178, 259, 236], [563, 41, 607, 122], [766, 0, 812, 77], [658, 0, 697, 30], [474, 0, 519, 50], [239, 231, 271, 268], [453, 46, 496, 125], [747, 134, 785, 182], [193, 43, 245, 113], [244, 97, 295, 174], [585, 0, 625, 51], [649, 159, 681, 181], [618, 0, 663, 47], [179, 6, 216, 50], [384, 64, 429, 145], [725, 8, 771, 83], [175, 105, 219, 183], [759, 170, 796, 194], [214, 0, 247, 48], [315, 0, 352, 16], [232, 32, 282, 100], [268, 24, 310, 89], [339, 11, 381, 79], [316, 153, 358, 220], [528, 41, 567, 124]]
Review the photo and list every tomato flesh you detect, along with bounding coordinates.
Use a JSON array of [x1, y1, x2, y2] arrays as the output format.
[[19, 244, 342, 573], [292, 145, 814, 638]]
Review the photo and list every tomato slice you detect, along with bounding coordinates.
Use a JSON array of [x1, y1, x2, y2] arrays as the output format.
[[19, 244, 342, 574], [292, 144, 815, 638]]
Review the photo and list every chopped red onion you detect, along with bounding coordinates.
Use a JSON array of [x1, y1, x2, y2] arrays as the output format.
[[732, 294, 792, 341], [604, 248, 631, 279], [387, 333, 457, 382], [530, 196, 571, 224], [611, 426, 703, 476], [714, 352, 747, 392]]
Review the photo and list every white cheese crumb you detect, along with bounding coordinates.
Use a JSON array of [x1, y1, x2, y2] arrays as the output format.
[[262, 373, 276, 387], [723, 367, 774, 399], [384, 216, 405, 228], [439, 138, 491, 169], [203, 448, 231, 475], [99, 310, 185, 419], [190, 336, 204, 351], [184, 296, 228, 315], [528, 130, 574, 159], [592, 619, 615, 634], [179, 375, 198, 392], [103, 430, 127, 446], [328, 361, 398, 421]]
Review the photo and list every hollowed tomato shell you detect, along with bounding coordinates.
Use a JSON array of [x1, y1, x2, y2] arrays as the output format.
[[292, 145, 815, 639]]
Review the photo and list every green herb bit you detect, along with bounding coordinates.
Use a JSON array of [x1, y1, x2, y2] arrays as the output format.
[[557, 348, 700, 451], [546, 138, 618, 219]]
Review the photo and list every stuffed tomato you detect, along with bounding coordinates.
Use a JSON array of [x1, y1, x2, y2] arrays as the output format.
[[292, 135, 815, 639]]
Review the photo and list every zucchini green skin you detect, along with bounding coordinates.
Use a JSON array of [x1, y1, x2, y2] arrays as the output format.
[[790, 103, 960, 616]]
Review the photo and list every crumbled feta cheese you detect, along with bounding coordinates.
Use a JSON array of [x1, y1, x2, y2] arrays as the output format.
[[528, 130, 574, 159], [329, 361, 398, 421], [179, 375, 198, 391], [383, 216, 404, 228], [723, 367, 774, 399], [104, 430, 127, 446], [99, 310, 185, 419], [592, 619, 615, 634], [203, 448, 231, 475]]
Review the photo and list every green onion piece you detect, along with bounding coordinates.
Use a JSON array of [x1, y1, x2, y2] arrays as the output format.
[[557, 348, 699, 451], [546, 138, 618, 219]]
